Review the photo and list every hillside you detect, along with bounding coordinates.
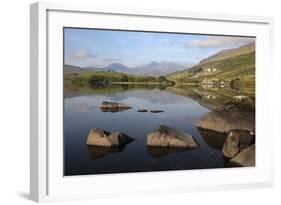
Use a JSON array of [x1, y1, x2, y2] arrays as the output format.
[[64, 64, 89, 75], [168, 42, 255, 87], [64, 65, 174, 87], [199, 42, 255, 65]]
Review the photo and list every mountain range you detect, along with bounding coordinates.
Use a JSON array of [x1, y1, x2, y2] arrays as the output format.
[[85, 61, 189, 76]]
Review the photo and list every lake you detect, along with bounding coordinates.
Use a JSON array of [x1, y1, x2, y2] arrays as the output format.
[[64, 84, 251, 176]]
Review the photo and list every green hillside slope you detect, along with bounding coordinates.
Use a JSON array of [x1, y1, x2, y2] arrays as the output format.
[[199, 42, 255, 65], [168, 50, 255, 88]]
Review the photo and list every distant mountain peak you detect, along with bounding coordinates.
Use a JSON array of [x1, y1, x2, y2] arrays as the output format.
[[108, 63, 125, 66], [105, 63, 130, 71], [148, 61, 159, 66], [109, 62, 124, 66]]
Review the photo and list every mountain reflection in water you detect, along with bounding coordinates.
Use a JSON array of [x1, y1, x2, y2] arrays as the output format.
[[64, 84, 254, 175]]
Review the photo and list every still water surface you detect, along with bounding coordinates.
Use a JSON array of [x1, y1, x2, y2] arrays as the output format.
[[64, 85, 242, 176]]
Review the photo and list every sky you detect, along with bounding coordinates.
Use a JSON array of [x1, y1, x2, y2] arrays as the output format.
[[64, 28, 255, 68]]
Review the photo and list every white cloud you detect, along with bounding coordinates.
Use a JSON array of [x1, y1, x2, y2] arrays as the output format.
[[185, 36, 255, 48], [72, 50, 96, 60]]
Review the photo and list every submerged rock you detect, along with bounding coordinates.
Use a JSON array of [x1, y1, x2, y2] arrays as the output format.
[[99, 101, 132, 109], [137, 109, 148, 112], [147, 125, 199, 148], [86, 128, 134, 147], [198, 101, 255, 133], [150, 110, 164, 113], [230, 144, 255, 167]]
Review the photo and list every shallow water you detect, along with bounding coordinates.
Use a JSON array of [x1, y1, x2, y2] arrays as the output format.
[[64, 85, 244, 176]]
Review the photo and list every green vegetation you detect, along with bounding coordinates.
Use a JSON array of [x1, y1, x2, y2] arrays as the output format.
[[64, 83, 171, 98], [64, 69, 175, 88], [168, 51, 255, 90]]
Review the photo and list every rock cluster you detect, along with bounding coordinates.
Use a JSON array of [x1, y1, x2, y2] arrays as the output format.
[[90, 100, 255, 167], [198, 101, 255, 167]]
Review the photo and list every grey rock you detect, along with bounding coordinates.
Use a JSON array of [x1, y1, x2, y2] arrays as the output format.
[[198, 101, 255, 133], [222, 129, 255, 158], [230, 144, 255, 167], [222, 131, 240, 158], [86, 128, 133, 147], [147, 125, 199, 148]]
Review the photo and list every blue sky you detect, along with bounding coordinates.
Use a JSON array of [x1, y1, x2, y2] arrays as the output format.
[[64, 28, 254, 68]]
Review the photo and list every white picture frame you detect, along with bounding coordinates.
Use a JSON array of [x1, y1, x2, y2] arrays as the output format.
[[30, 2, 274, 202]]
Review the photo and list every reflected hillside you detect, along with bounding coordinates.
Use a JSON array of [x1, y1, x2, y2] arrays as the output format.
[[64, 84, 169, 99], [167, 85, 255, 109], [65, 83, 255, 110]]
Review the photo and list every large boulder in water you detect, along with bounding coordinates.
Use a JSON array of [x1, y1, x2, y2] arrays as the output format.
[[99, 101, 132, 112], [147, 125, 199, 148], [230, 144, 255, 167], [198, 101, 255, 133], [100, 107, 131, 113], [222, 129, 255, 158], [87, 128, 133, 147]]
